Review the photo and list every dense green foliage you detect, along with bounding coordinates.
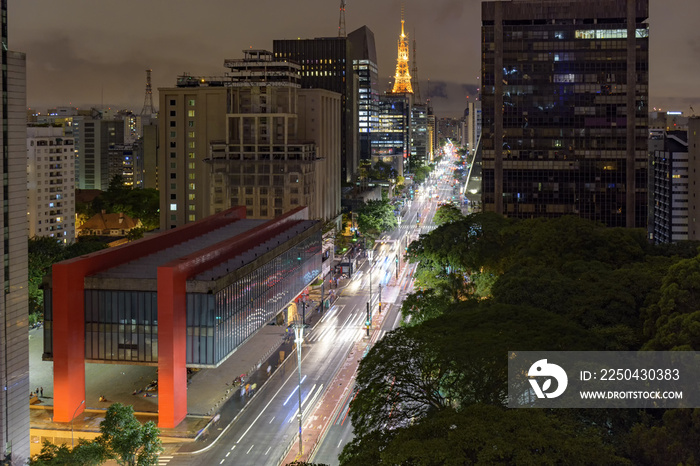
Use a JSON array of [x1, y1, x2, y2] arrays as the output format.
[[28, 236, 108, 316], [78, 176, 160, 230], [432, 203, 464, 227], [30, 403, 162, 466], [342, 213, 700, 465], [356, 198, 398, 243]]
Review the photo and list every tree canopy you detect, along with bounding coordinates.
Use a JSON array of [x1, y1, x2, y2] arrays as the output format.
[[340, 213, 700, 465], [29, 402, 162, 466], [356, 198, 397, 243]]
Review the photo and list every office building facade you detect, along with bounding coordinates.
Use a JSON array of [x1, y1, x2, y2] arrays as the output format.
[[74, 117, 126, 190], [375, 93, 412, 178], [273, 37, 357, 183], [0, 0, 30, 458], [650, 131, 688, 243], [348, 26, 380, 162], [481, 0, 649, 227]]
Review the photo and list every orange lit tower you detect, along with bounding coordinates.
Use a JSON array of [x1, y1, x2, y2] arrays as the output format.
[[391, 8, 413, 94]]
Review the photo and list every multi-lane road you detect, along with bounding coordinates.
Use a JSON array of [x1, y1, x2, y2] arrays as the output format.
[[169, 158, 458, 466]]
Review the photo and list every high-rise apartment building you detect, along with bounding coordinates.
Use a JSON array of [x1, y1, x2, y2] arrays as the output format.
[[273, 36, 357, 183], [481, 0, 649, 227], [348, 26, 379, 162], [27, 126, 76, 242], [0, 0, 30, 459]]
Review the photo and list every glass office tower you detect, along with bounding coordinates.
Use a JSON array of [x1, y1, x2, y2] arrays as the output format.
[[481, 0, 649, 227]]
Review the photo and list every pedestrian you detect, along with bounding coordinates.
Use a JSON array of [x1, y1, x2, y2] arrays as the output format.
[[267, 365, 271, 377], [40, 387, 43, 397], [251, 383, 257, 395], [240, 386, 245, 398], [245, 383, 250, 397]]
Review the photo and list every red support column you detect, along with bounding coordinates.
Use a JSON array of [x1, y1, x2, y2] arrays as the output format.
[[157, 267, 188, 428], [52, 263, 86, 422]]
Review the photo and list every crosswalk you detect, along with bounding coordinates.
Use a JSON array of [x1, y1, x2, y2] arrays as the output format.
[[158, 455, 173, 465]]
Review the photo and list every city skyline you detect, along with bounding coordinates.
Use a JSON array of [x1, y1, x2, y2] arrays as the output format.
[[11, 0, 700, 118]]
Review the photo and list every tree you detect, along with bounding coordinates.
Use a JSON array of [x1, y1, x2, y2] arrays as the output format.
[[91, 175, 160, 231], [432, 203, 463, 226], [341, 405, 627, 466], [29, 438, 106, 465], [349, 302, 601, 440], [642, 255, 700, 350], [98, 403, 163, 466], [28, 237, 65, 315], [400, 288, 453, 327], [356, 199, 397, 243], [626, 409, 700, 466]]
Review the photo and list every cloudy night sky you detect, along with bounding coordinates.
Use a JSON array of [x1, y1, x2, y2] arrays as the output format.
[[10, 0, 700, 118]]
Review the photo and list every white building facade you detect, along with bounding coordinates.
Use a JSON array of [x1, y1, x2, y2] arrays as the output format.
[[27, 126, 76, 242]]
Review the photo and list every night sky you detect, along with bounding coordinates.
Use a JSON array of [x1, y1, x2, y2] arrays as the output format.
[[11, 0, 700, 118]]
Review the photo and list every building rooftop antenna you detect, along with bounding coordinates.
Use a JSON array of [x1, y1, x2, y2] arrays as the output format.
[[140, 69, 157, 116], [412, 31, 421, 103], [338, 0, 347, 38]]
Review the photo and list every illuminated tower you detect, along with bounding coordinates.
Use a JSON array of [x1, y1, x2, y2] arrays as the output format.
[[391, 9, 413, 94]]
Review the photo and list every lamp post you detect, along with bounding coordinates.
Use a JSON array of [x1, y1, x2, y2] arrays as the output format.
[[292, 317, 305, 457], [71, 399, 85, 448], [367, 247, 373, 318]]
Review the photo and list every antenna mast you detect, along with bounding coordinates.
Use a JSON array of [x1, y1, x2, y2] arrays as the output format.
[[412, 35, 421, 103], [140, 69, 157, 116], [338, 0, 347, 38]]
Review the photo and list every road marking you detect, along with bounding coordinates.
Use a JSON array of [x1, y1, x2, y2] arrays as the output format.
[[268, 416, 275, 424], [265, 446, 272, 455], [230, 445, 236, 451], [283, 375, 306, 405], [246, 444, 254, 454], [337, 439, 343, 449], [225, 452, 230, 457], [220, 460, 225, 464]]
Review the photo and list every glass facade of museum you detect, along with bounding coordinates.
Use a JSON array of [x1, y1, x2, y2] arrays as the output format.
[[481, 0, 649, 227], [43, 232, 321, 366]]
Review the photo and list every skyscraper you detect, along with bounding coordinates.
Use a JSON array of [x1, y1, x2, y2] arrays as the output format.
[[348, 26, 379, 162], [0, 0, 30, 461], [273, 37, 356, 183], [481, 0, 649, 227]]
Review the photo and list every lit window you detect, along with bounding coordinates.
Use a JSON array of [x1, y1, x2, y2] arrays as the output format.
[[170, 203, 177, 211], [188, 110, 195, 117], [188, 131, 195, 138], [188, 99, 195, 106], [188, 162, 195, 169], [188, 194, 196, 200], [188, 214, 195, 221], [188, 141, 195, 149], [189, 183, 196, 190]]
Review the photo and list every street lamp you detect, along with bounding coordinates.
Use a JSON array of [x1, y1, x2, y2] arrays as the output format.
[[71, 399, 85, 448], [292, 317, 305, 457], [367, 247, 373, 313]]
